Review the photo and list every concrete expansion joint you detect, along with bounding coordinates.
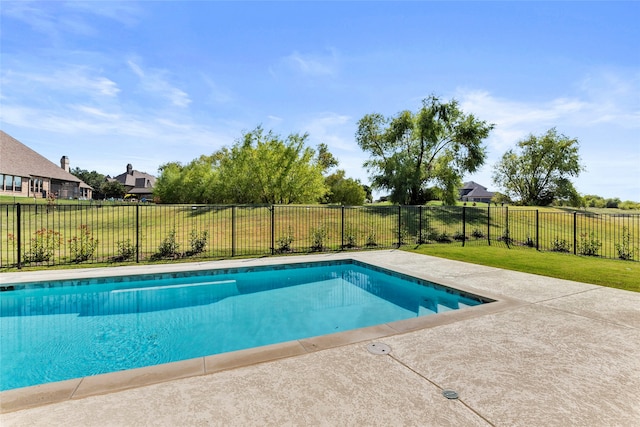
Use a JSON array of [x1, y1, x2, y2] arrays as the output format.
[[386, 352, 496, 426]]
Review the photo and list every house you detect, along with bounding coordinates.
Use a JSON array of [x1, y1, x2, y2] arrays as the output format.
[[108, 163, 156, 200], [0, 130, 92, 199], [459, 181, 495, 203]]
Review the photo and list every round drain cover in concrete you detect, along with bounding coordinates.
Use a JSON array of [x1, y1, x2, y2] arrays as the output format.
[[366, 342, 391, 355], [442, 390, 459, 399]]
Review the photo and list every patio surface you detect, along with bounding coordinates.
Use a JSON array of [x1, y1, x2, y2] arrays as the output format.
[[1, 250, 639, 426]]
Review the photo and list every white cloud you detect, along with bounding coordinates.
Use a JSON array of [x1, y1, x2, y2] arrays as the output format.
[[301, 112, 354, 152], [2, 67, 120, 98], [127, 60, 191, 108], [274, 48, 340, 78]]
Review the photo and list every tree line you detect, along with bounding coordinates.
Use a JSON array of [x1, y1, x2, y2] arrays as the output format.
[[70, 95, 637, 207]]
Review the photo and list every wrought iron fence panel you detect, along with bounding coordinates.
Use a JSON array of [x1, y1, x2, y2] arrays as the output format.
[[1, 203, 638, 269]]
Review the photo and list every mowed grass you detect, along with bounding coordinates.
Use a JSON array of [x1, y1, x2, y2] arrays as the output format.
[[406, 244, 640, 292]]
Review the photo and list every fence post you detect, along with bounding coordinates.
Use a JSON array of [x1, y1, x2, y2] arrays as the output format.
[[232, 205, 237, 257], [505, 206, 510, 248], [271, 205, 275, 255], [487, 205, 491, 246], [341, 205, 345, 250], [535, 209, 539, 251], [135, 204, 140, 263], [397, 205, 402, 248], [462, 206, 466, 247], [418, 205, 423, 244], [16, 203, 22, 269], [573, 212, 577, 255]]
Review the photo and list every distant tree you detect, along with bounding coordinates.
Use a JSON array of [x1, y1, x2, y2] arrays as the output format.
[[584, 194, 606, 208], [70, 167, 106, 199], [492, 128, 584, 206], [323, 170, 367, 205], [356, 95, 494, 205], [491, 192, 512, 205], [153, 162, 186, 203], [361, 184, 373, 204], [154, 156, 220, 204], [605, 197, 621, 209], [215, 127, 328, 204], [101, 181, 126, 199]]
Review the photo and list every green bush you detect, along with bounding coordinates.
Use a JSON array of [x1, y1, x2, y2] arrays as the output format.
[[615, 227, 635, 261], [188, 229, 209, 255], [551, 237, 570, 253], [577, 232, 601, 256], [310, 226, 328, 251], [276, 227, 294, 253], [157, 230, 180, 258], [24, 228, 62, 263], [116, 239, 136, 261], [68, 225, 98, 263]]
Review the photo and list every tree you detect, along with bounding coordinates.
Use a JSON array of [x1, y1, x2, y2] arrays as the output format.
[[323, 170, 367, 205], [492, 128, 584, 206], [154, 156, 220, 204], [356, 95, 494, 205], [215, 127, 328, 204], [101, 181, 126, 199], [70, 167, 106, 199]]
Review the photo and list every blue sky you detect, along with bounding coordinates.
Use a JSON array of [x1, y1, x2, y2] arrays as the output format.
[[1, 1, 639, 202]]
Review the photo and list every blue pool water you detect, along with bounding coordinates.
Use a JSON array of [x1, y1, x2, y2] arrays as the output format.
[[0, 260, 490, 391]]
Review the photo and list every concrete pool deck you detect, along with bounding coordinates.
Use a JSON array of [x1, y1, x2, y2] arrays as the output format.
[[1, 250, 639, 426]]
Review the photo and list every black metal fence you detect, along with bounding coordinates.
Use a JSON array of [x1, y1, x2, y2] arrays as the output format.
[[1, 203, 639, 269]]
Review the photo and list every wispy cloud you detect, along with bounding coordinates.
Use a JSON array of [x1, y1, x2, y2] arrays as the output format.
[[1, 66, 120, 98], [127, 60, 191, 108], [1, 1, 142, 38], [273, 48, 341, 78]]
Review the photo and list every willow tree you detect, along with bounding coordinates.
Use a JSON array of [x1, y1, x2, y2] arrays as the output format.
[[492, 128, 584, 206], [215, 127, 328, 204], [356, 95, 494, 205]]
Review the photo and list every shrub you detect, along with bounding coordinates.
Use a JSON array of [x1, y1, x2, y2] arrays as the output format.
[[116, 239, 136, 261], [435, 232, 452, 243], [453, 231, 468, 241], [577, 232, 601, 256], [68, 225, 98, 263], [498, 228, 513, 245], [157, 230, 180, 258], [471, 229, 485, 239], [550, 237, 571, 253], [276, 227, 294, 253], [310, 226, 328, 251], [524, 236, 536, 248], [343, 224, 357, 248], [188, 229, 209, 255], [615, 227, 635, 261], [365, 229, 378, 247], [24, 228, 62, 263]]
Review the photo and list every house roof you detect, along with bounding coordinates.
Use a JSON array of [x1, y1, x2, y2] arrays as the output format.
[[0, 130, 88, 186], [461, 181, 487, 191], [112, 170, 156, 187], [466, 187, 495, 198]]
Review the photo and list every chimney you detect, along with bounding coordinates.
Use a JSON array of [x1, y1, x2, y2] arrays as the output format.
[[127, 163, 133, 175], [61, 156, 70, 172]]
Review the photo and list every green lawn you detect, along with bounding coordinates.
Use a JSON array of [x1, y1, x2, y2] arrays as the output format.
[[405, 245, 639, 292]]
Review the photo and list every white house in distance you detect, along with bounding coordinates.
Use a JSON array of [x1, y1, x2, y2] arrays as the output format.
[[459, 181, 495, 203], [0, 130, 92, 199]]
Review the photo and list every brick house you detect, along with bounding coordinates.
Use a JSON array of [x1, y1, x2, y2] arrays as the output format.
[[0, 130, 92, 199], [108, 163, 156, 201], [459, 181, 495, 203]]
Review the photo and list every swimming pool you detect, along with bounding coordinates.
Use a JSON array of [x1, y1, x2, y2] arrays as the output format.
[[0, 259, 492, 391]]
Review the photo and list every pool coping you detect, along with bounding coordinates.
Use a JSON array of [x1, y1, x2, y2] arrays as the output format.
[[0, 252, 523, 413]]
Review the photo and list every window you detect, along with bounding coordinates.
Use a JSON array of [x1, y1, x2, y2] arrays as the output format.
[[15, 176, 22, 192], [5, 175, 13, 191], [0, 174, 4, 190]]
